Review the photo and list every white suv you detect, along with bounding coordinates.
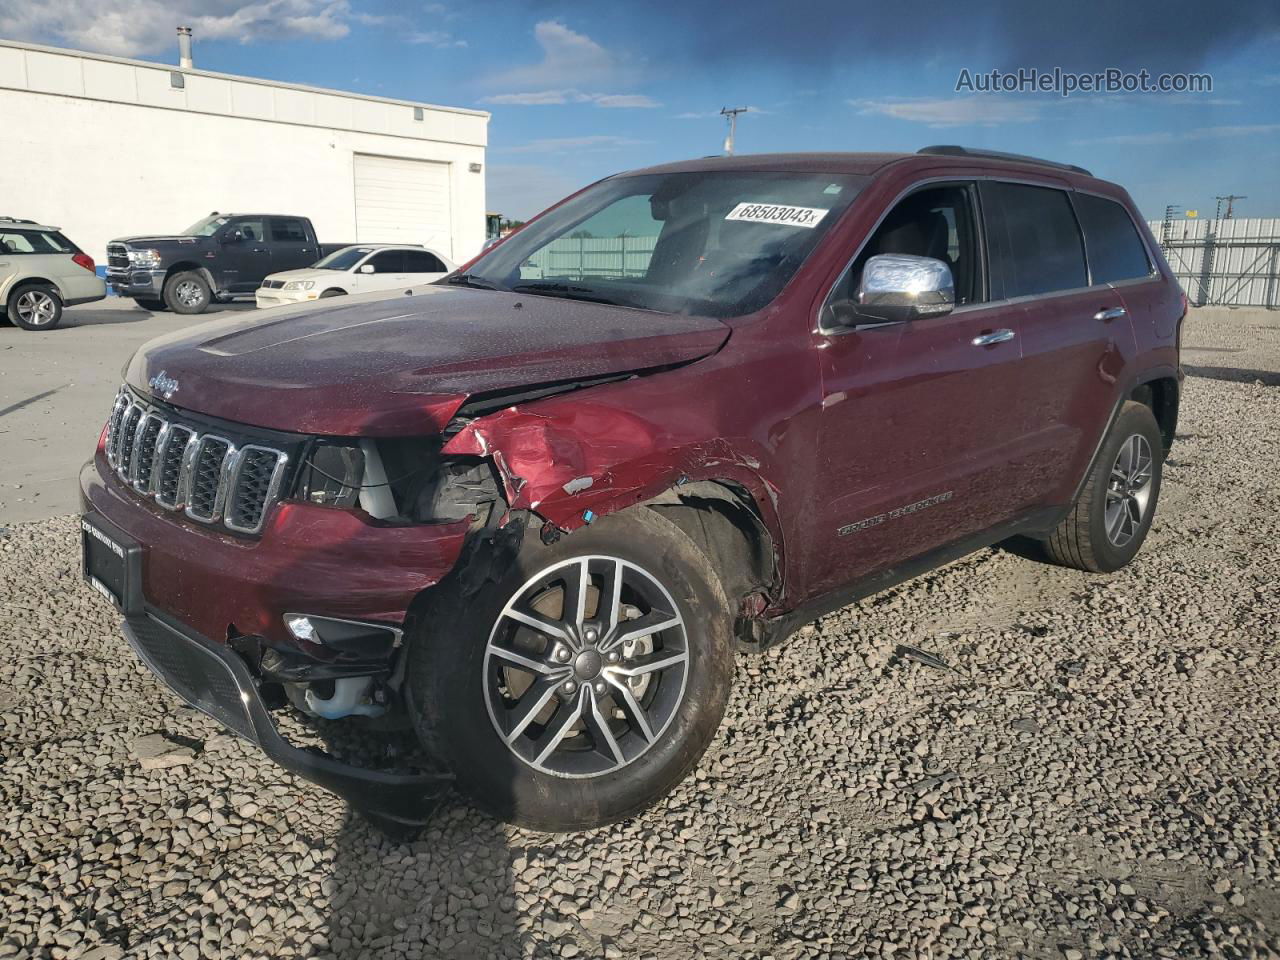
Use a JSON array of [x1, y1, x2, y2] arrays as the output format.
[[0, 218, 106, 331], [255, 244, 454, 308]]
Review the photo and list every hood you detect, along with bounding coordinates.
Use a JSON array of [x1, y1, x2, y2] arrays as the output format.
[[112, 235, 211, 246], [263, 268, 335, 283], [125, 286, 730, 436]]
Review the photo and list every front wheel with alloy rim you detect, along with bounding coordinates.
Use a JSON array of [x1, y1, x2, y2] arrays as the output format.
[[163, 271, 212, 314], [1043, 400, 1164, 573], [8, 285, 63, 330], [408, 509, 734, 831]]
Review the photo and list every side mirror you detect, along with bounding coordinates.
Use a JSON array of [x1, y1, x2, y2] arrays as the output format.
[[359, 263, 375, 274], [828, 254, 955, 329]]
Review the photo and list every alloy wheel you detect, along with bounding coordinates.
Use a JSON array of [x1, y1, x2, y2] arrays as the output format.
[[16, 290, 57, 326], [1105, 434, 1153, 547], [483, 555, 689, 778]]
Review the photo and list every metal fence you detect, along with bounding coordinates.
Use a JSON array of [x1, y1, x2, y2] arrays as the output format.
[[1147, 217, 1280, 308], [520, 235, 659, 281]]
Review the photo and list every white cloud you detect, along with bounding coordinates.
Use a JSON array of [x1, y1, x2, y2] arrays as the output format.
[[490, 20, 635, 90], [482, 90, 660, 108], [851, 96, 1042, 127], [0, 0, 462, 57], [500, 135, 649, 155], [1076, 123, 1280, 145]]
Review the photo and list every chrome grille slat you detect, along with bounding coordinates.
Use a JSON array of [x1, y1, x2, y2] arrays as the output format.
[[100, 389, 288, 536]]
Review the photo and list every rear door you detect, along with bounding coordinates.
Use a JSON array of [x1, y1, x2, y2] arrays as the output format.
[[807, 181, 1029, 597], [981, 180, 1137, 506], [269, 217, 319, 272]]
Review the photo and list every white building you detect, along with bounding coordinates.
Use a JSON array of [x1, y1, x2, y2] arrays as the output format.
[[0, 38, 489, 267]]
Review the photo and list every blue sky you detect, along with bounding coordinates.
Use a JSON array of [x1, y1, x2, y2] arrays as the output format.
[[4, 0, 1280, 220]]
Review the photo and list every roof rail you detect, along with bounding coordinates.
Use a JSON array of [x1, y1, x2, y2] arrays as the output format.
[[917, 145, 1092, 177], [0, 216, 37, 224]]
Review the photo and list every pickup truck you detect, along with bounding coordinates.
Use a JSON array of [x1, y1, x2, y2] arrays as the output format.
[[106, 213, 351, 314]]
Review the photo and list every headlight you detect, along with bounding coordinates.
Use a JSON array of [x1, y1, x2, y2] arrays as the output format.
[[127, 248, 161, 266], [283, 280, 315, 291]]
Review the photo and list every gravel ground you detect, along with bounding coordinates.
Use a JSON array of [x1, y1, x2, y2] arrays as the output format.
[[2, 308, 1279, 959]]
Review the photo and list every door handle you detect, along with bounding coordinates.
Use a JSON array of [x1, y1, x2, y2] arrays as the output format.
[[1093, 307, 1127, 322], [972, 328, 1016, 346]]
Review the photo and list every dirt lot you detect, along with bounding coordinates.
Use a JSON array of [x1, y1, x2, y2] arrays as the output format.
[[1, 307, 1278, 959]]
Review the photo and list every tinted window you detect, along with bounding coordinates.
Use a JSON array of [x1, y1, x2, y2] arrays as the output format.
[[271, 218, 308, 242], [233, 219, 267, 243], [0, 230, 74, 254], [368, 250, 404, 273], [404, 250, 447, 273], [315, 247, 374, 270], [983, 182, 1087, 298], [1073, 193, 1152, 284], [839, 183, 982, 306]]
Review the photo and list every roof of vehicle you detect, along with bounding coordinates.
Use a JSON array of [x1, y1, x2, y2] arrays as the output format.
[[328, 243, 426, 251], [620, 148, 1116, 188], [0, 217, 58, 231]]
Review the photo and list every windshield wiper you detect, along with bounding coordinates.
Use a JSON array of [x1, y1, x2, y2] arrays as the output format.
[[444, 272, 501, 290], [509, 281, 630, 307]]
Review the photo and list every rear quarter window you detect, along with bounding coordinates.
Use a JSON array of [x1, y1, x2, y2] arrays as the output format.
[[982, 182, 1087, 299], [1073, 193, 1153, 284]]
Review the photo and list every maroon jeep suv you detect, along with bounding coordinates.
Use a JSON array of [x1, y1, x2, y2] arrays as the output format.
[[81, 147, 1184, 832]]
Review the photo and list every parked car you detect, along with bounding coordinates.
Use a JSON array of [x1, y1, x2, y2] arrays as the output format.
[[255, 245, 454, 308], [0, 217, 106, 331], [105, 213, 353, 315], [81, 147, 1184, 834]]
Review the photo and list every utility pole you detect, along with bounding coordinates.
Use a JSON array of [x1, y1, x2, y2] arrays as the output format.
[[720, 106, 748, 155], [1215, 194, 1246, 219]]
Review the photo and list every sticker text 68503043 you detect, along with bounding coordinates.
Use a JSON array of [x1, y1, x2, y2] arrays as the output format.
[[725, 203, 829, 229]]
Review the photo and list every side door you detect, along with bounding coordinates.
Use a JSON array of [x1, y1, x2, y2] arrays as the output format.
[[806, 181, 1029, 598], [217, 217, 271, 292], [402, 249, 450, 284], [269, 217, 319, 272], [350, 249, 407, 292], [980, 181, 1137, 507]]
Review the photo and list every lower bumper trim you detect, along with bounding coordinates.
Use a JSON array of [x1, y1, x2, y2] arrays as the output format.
[[123, 613, 450, 825]]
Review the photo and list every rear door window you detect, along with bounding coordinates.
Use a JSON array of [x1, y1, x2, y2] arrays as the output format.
[[982, 182, 1087, 299], [0, 229, 74, 254], [270, 218, 309, 243], [368, 250, 405, 273], [403, 250, 447, 273], [1072, 193, 1153, 284]]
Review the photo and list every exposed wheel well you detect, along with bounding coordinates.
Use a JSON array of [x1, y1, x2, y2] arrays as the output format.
[[4, 278, 59, 305], [643, 480, 778, 621], [1130, 377, 1179, 451], [321, 288, 347, 297]]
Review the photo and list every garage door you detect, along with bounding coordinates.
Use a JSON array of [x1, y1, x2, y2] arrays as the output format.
[[353, 154, 453, 258]]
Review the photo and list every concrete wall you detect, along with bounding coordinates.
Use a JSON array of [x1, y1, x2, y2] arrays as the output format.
[[0, 41, 488, 265]]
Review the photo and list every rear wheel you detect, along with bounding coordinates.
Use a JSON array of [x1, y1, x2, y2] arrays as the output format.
[[1043, 401, 1163, 573], [8, 285, 63, 331], [163, 271, 211, 314], [408, 509, 734, 831]]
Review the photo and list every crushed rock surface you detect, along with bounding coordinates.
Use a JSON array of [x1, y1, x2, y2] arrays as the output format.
[[2, 308, 1279, 959]]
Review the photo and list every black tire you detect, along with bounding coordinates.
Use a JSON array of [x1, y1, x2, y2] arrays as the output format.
[[319, 288, 346, 299], [1043, 401, 1163, 573], [7, 284, 63, 331], [408, 508, 734, 831], [163, 271, 212, 314], [135, 298, 167, 312]]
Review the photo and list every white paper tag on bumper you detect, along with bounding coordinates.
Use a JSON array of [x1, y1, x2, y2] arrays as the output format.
[[725, 202, 829, 228]]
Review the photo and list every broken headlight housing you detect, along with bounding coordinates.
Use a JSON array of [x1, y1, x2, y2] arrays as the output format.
[[297, 442, 364, 507]]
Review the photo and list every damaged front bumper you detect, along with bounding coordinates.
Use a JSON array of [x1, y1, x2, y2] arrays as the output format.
[[123, 609, 450, 826]]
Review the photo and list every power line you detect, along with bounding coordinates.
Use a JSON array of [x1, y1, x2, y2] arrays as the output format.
[[1215, 194, 1247, 219]]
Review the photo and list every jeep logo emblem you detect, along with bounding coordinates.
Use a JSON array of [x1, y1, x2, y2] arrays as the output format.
[[148, 370, 179, 400]]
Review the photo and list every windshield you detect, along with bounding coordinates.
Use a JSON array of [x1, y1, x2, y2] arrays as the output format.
[[455, 170, 865, 318], [313, 247, 375, 271], [183, 215, 231, 237]]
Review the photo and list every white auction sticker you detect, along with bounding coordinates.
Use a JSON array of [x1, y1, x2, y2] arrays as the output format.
[[725, 202, 829, 228]]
